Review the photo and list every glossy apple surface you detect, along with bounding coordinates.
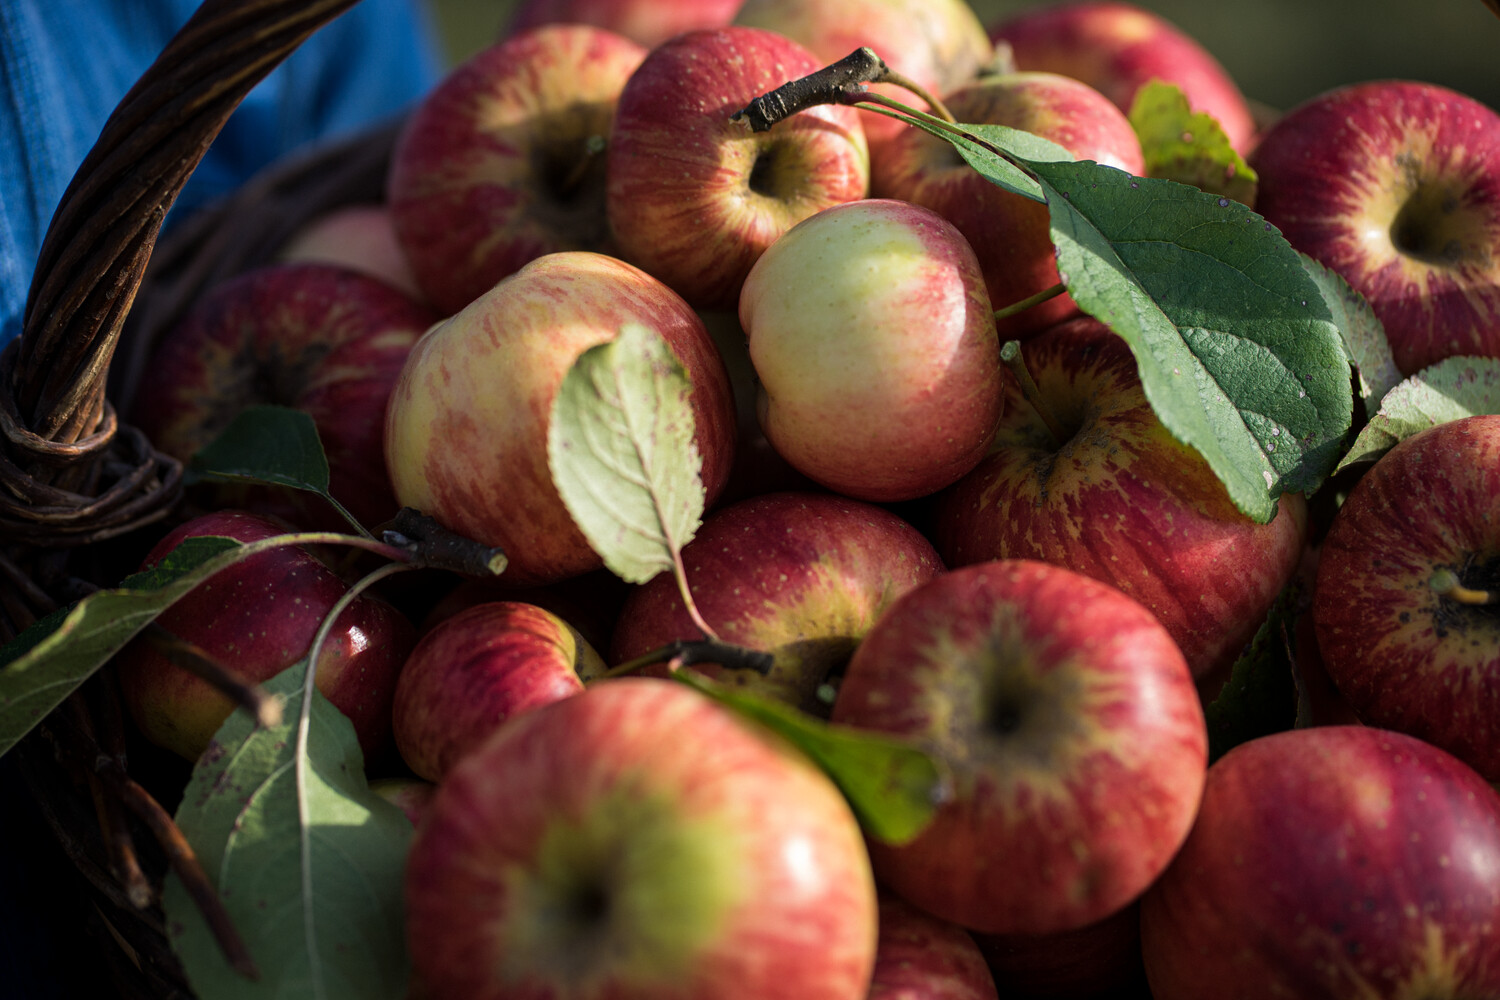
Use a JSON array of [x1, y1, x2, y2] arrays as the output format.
[[404, 676, 879, 1000], [832, 559, 1207, 936], [1140, 726, 1500, 999], [739, 198, 1003, 502], [1249, 79, 1500, 375], [388, 24, 647, 314], [116, 509, 416, 763], [606, 26, 869, 310], [609, 490, 944, 715], [989, 1, 1256, 154], [393, 600, 606, 781], [1312, 414, 1500, 782], [932, 316, 1307, 687], [383, 250, 737, 585], [871, 894, 998, 1000], [871, 71, 1144, 339]]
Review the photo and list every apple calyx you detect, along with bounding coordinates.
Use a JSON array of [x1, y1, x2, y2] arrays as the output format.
[[732, 46, 953, 133], [1429, 565, 1498, 606], [1000, 339, 1069, 448], [380, 507, 508, 577], [603, 637, 777, 681]]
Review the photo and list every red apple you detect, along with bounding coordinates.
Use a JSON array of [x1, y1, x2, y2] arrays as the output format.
[[130, 261, 438, 531], [387, 24, 647, 315], [1248, 79, 1500, 376], [115, 509, 416, 763], [931, 316, 1308, 688], [738, 198, 1004, 503], [870, 71, 1145, 340], [504, 0, 743, 48], [732, 0, 993, 154], [276, 203, 425, 302], [989, 1, 1257, 155], [609, 490, 944, 715], [831, 559, 1208, 937], [1140, 725, 1500, 999], [392, 600, 607, 782], [404, 676, 879, 1000], [871, 894, 999, 1000], [383, 250, 738, 586], [1312, 414, 1500, 782], [421, 567, 633, 659], [605, 26, 870, 310]]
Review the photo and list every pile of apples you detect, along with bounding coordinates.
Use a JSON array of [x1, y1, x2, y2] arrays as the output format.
[[109, 0, 1500, 997]]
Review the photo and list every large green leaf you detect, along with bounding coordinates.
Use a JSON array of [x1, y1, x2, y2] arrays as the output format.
[[0, 535, 240, 759], [1300, 254, 1402, 411], [547, 322, 705, 584], [1338, 355, 1500, 470], [1027, 157, 1353, 521], [164, 664, 412, 999], [671, 669, 947, 846]]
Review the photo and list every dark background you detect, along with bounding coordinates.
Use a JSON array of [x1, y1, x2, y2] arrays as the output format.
[[425, 0, 1500, 116]]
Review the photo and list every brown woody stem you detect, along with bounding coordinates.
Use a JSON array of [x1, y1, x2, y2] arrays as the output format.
[[141, 623, 283, 729], [601, 638, 776, 680], [732, 46, 954, 131]]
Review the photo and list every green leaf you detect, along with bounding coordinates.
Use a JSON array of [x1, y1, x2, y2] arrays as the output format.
[[164, 663, 412, 999], [897, 115, 1067, 202], [1204, 583, 1301, 763], [0, 535, 240, 759], [188, 405, 331, 494], [1300, 253, 1402, 410], [188, 405, 366, 534], [548, 322, 705, 584], [1337, 355, 1500, 471], [671, 669, 948, 846], [1127, 79, 1258, 205], [1024, 157, 1353, 521]]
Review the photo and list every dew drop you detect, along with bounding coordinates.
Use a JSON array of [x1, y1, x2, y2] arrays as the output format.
[[1218, 197, 1229, 207]]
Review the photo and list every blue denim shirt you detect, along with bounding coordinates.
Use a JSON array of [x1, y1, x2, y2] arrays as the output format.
[[0, 0, 443, 351]]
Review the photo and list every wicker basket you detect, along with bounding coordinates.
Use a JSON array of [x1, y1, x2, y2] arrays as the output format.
[[1, 2, 403, 994]]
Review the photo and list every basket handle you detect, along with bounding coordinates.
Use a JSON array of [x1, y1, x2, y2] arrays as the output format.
[[0, 0, 358, 546]]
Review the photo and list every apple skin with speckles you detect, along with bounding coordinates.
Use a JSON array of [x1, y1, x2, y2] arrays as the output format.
[[1140, 726, 1500, 1000], [382, 250, 737, 586], [605, 26, 870, 310], [116, 509, 416, 764], [1312, 414, 1500, 782], [830, 558, 1207, 936], [738, 198, 1004, 503], [609, 490, 944, 716], [931, 316, 1307, 690], [870, 894, 999, 1000], [1248, 80, 1500, 376], [404, 676, 879, 1000]]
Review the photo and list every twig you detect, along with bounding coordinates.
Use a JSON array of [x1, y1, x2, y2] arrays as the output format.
[[140, 623, 283, 730]]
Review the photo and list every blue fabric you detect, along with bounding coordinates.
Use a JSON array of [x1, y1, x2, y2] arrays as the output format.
[[0, 0, 444, 350]]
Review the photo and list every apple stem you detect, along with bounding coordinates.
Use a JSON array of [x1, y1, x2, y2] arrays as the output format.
[[140, 622, 284, 730], [1000, 340, 1069, 447], [732, 46, 954, 132], [993, 282, 1066, 322], [600, 637, 776, 681], [380, 507, 508, 576], [1430, 567, 1496, 605]]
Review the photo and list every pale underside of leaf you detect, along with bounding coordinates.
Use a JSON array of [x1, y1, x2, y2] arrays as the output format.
[[548, 322, 705, 584], [1337, 355, 1500, 470]]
